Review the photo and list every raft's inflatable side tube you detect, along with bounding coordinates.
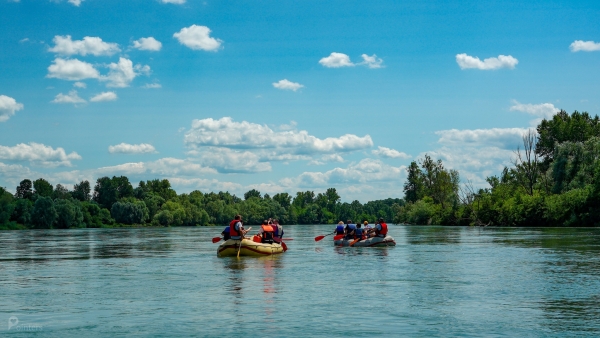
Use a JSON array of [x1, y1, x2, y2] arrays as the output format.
[[333, 235, 396, 247], [217, 238, 285, 257]]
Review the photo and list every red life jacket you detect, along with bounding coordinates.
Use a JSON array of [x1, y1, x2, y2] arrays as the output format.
[[376, 222, 388, 236], [229, 220, 240, 237]]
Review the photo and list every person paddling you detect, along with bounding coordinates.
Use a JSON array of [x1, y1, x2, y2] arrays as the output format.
[[272, 219, 284, 243], [335, 221, 345, 236], [229, 215, 248, 240], [368, 217, 388, 238], [257, 220, 275, 244], [354, 222, 364, 241], [344, 220, 356, 240], [222, 226, 231, 241]]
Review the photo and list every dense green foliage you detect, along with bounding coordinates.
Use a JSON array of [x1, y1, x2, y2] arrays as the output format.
[[397, 110, 600, 226], [1, 177, 402, 229]]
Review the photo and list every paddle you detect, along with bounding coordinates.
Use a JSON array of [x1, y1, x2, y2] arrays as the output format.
[[236, 227, 252, 258], [333, 234, 344, 241], [314, 231, 335, 242], [212, 237, 222, 243], [349, 238, 360, 246], [281, 241, 288, 252], [282, 238, 293, 241]]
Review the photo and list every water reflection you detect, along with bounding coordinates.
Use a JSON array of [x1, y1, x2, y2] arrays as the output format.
[[404, 226, 462, 245]]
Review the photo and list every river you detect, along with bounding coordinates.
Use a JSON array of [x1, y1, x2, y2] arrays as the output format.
[[1, 225, 600, 336]]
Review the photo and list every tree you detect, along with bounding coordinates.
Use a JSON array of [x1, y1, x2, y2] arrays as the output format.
[[536, 110, 600, 169], [0, 187, 15, 225], [33, 178, 53, 197], [404, 161, 424, 203], [244, 189, 261, 200], [15, 179, 33, 200], [93, 176, 134, 209], [31, 196, 57, 229], [512, 129, 540, 196], [54, 199, 84, 229], [52, 184, 71, 199], [145, 179, 177, 201], [72, 180, 91, 201], [273, 193, 291, 209], [111, 201, 149, 225]]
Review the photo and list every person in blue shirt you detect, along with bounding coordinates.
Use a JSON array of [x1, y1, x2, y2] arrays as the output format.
[[221, 226, 231, 241], [344, 220, 356, 240], [335, 221, 345, 235]]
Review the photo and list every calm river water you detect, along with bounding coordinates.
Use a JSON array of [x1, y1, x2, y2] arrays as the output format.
[[1, 225, 600, 337]]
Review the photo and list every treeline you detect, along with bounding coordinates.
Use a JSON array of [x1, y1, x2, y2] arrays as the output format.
[[0, 177, 402, 229], [396, 110, 600, 226]]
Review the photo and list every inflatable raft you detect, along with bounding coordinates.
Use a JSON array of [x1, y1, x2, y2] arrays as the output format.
[[217, 238, 285, 257], [334, 235, 396, 247]]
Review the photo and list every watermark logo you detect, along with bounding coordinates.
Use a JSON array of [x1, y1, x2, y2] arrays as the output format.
[[8, 316, 18, 330], [7, 316, 42, 332]]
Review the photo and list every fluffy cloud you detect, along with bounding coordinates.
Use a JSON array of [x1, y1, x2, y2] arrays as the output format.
[[193, 147, 271, 173], [51, 90, 86, 105], [132, 37, 162, 51], [435, 128, 528, 150], [184, 117, 373, 154], [272, 79, 304, 91], [73, 81, 86, 88], [173, 25, 222, 51], [0, 142, 81, 167], [569, 40, 600, 52], [0, 95, 24, 122], [90, 91, 117, 102], [162, 0, 185, 3], [68, 0, 84, 6], [47, 58, 100, 81], [456, 53, 518, 70], [319, 52, 354, 68], [359, 54, 384, 68], [510, 100, 559, 125], [48, 35, 120, 56], [100, 57, 150, 88], [288, 159, 406, 188], [108, 143, 156, 154], [372, 146, 411, 159]]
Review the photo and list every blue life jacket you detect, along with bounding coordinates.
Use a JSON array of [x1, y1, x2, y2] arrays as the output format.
[[223, 226, 231, 240], [355, 227, 363, 239], [335, 225, 345, 235]]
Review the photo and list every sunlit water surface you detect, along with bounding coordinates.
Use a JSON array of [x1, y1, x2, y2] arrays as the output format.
[[1, 225, 600, 337]]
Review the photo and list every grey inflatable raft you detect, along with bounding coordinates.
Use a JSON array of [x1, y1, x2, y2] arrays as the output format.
[[333, 235, 396, 247]]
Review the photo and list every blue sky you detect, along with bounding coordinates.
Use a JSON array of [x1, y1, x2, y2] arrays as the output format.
[[1, 0, 599, 202]]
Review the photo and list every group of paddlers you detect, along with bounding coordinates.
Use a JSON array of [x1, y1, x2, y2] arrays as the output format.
[[222, 215, 284, 244], [335, 218, 388, 241]]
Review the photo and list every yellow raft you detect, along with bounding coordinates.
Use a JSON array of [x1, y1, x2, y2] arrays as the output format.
[[217, 238, 285, 257]]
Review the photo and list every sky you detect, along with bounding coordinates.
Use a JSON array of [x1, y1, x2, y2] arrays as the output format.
[[0, 0, 599, 202]]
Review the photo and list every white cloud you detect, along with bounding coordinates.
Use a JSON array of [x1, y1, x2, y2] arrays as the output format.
[[73, 81, 86, 88], [288, 159, 406, 188], [142, 83, 162, 89], [173, 25, 222, 51], [162, 0, 185, 3], [359, 54, 384, 68], [100, 57, 150, 88], [108, 143, 156, 154], [47, 58, 100, 81], [569, 40, 600, 52], [193, 147, 271, 173], [48, 35, 120, 56], [319, 52, 354, 68], [19, 38, 29, 43], [0, 142, 81, 167], [51, 90, 86, 105], [184, 117, 373, 155], [0, 95, 24, 122], [272, 79, 304, 91], [456, 53, 518, 70], [132, 37, 162, 51], [372, 146, 411, 159], [68, 0, 84, 6], [435, 128, 528, 150], [90, 91, 117, 102], [509, 100, 559, 126]]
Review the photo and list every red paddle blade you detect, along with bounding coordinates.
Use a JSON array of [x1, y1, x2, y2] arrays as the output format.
[[314, 235, 326, 242], [281, 241, 288, 251], [212, 237, 222, 243], [333, 234, 344, 241], [282, 238, 293, 241]]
